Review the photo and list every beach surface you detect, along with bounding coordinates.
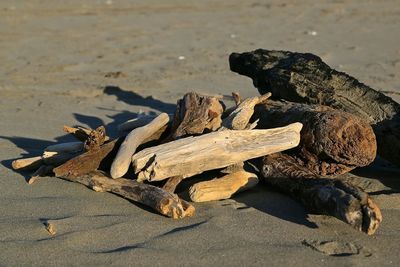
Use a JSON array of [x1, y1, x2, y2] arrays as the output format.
[[1, 1, 400, 266]]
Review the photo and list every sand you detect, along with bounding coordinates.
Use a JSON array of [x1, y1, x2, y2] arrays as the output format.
[[1, 0, 399, 266]]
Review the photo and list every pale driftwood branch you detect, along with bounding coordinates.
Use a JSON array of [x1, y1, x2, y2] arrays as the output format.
[[133, 123, 302, 182], [12, 156, 43, 171], [110, 113, 170, 178], [223, 93, 270, 130], [57, 170, 195, 219], [44, 142, 83, 154], [189, 170, 259, 202], [12, 151, 79, 172]]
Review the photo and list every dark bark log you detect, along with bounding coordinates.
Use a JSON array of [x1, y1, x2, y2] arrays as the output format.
[[230, 49, 400, 165], [53, 139, 118, 178], [259, 154, 382, 235], [254, 100, 377, 176], [57, 170, 194, 218]]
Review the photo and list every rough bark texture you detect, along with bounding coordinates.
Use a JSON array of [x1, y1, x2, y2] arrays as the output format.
[[168, 92, 223, 140], [84, 126, 107, 151], [57, 170, 194, 219], [260, 153, 382, 235], [229, 49, 400, 165], [133, 123, 302, 182], [189, 170, 259, 202], [254, 101, 377, 176], [53, 139, 118, 178]]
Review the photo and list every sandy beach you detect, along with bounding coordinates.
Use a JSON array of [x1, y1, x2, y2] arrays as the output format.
[[1, 0, 400, 266]]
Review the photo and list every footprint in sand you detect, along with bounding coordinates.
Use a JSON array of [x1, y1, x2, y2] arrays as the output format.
[[302, 239, 372, 257]]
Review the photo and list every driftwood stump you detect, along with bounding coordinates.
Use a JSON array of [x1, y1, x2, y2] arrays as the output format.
[[168, 92, 223, 140], [230, 49, 400, 165], [253, 101, 377, 176]]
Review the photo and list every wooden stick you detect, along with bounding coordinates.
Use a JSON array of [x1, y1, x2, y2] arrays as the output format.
[[57, 170, 194, 219], [221, 93, 271, 130], [133, 123, 302, 182], [230, 49, 400, 165], [12, 156, 43, 171], [54, 139, 118, 178], [63, 125, 110, 142], [110, 113, 170, 178], [189, 170, 259, 202], [162, 176, 184, 193]]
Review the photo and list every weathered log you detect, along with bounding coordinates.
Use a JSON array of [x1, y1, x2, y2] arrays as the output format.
[[259, 153, 382, 235], [54, 139, 118, 178], [110, 113, 169, 178], [253, 101, 377, 176], [168, 92, 223, 140], [133, 123, 302, 182], [189, 170, 258, 202], [57, 170, 194, 219], [230, 49, 400, 165]]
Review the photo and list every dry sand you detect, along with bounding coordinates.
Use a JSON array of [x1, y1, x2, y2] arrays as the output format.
[[1, 0, 400, 266]]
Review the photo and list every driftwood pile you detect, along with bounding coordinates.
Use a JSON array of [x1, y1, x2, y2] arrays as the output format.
[[12, 49, 399, 236]]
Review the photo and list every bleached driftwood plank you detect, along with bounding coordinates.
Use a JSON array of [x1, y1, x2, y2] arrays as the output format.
[[133, 122, 302, 182], [189, 170, 259, 202]]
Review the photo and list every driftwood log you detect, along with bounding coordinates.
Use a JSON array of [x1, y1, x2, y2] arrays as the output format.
[[168, 92, 223, 140], [184, 93, 270, 200], [57, 170, 194, 219], [189, 170, 259, 202], [54, 139, 118, 178], [110, 113, 169, 178], [133, 123, 302, 182], [259, 154, 382, 235], [229, 49, 400, 165], [253, 101, 377, 176]]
